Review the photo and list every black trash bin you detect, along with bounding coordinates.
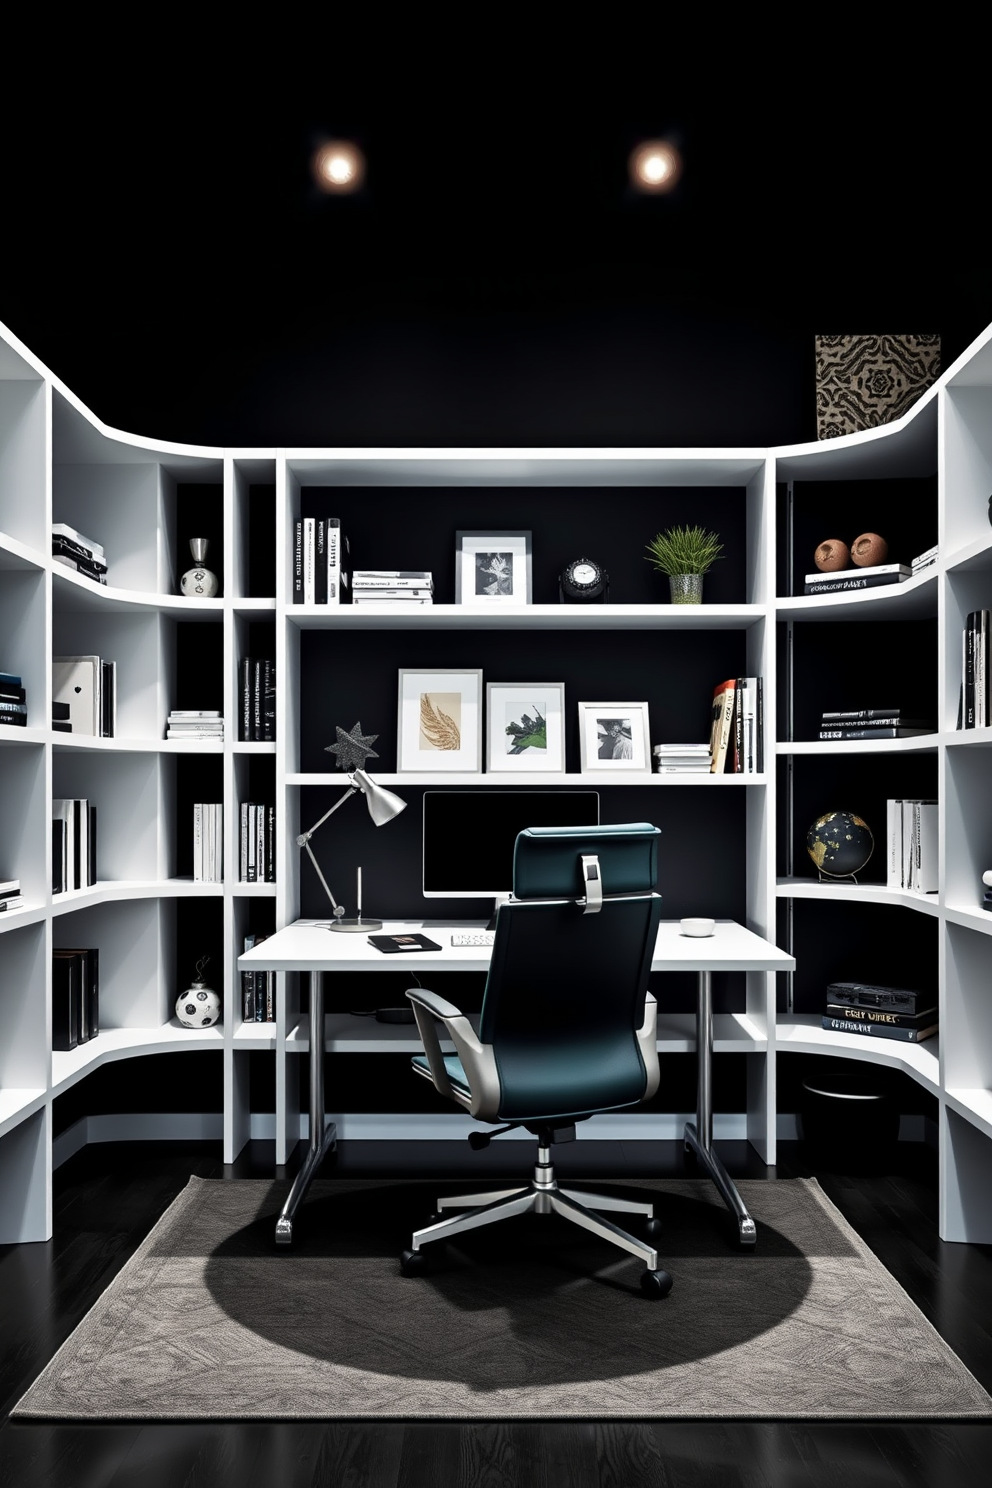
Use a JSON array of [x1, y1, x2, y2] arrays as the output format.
[[799, 1058, 899, 1168]]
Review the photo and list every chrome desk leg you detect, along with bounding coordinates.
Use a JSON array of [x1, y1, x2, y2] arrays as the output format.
[[275, 971, 337, 1245], [684, 969, 757, 1246]]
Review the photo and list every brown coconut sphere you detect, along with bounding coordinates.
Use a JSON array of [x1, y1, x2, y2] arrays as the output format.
[[850, 532, 888, 567], [813, 539, 850, 572]]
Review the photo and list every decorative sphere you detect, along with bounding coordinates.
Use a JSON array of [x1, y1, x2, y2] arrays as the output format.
[[176, 982, 221, 1028], [806, 812, 874, 878], [180, 565, 220, 598], [850, 532, 888, 567], [814, 539, 850, 572]]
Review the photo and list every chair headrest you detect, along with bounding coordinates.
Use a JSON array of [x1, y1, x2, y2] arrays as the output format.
[[512, 822, 660, 900]]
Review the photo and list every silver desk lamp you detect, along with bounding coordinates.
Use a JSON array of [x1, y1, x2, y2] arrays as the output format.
[[297, 764, 407, 932]]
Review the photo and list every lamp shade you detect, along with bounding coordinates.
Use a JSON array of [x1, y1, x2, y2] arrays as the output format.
[[353, 769, 407, 826]]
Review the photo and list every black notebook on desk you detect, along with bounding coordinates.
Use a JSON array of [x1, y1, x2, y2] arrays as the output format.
[[367, 933, 442, 953]]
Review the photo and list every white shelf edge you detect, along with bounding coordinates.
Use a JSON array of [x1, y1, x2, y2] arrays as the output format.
[[287, 771, 765, 787], [0, 1087, 48, 1140], [53, 734, 225, 753], [284, 602, 765, 630], [52, 880, 225, 915], [50, 1022, 225, 1097], [0, 725, 47, 746], [775, 879, 941, 915], [775, 1015, 941, 1094], [51, 566, 225, 615], [943, 1088, 992, 1143], [0, 530, 46, 570], [943, 904, 992, 934], [776, 734, 939, 754], [0, 901, 47, 933]]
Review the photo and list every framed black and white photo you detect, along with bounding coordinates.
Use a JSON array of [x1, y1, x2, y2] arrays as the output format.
[[455, 530, 532, 605], [486, 682, 565, 773], [577, 701, 651, 774], [397, 668, 483, 773]]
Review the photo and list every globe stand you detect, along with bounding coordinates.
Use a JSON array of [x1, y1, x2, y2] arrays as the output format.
[[817, 870, 860, 884]]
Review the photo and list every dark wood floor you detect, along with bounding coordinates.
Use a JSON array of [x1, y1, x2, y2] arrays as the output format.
[[2, 1134, 992, 1487]]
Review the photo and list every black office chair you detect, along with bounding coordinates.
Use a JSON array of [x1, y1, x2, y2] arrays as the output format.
[[401, 822, 672, 1298]]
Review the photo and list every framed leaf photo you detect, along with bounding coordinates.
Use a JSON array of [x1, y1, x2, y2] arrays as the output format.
[[577, 701, 652, 775], [397, 669, 483, 773], [486, 682, 565, 773], [455, 530, 532, 606]]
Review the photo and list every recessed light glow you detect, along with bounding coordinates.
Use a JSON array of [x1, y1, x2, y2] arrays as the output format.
[[630, 141, 682, 193], [313, 141, 365, 193]]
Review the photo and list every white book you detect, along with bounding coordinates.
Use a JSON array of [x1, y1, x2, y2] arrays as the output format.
[[0, 878, 21, 894], [53, 656, 100, 735], [52, 800, 74, 892], [350, 573, 433, 587], [325, 517, 342, 605], [741, 677, 756, 774], [169, 710, 222, 718], [215, 804, 223, 881], [886, 799, 904, 889], [256, 803, 265, 882], [303, 518, 315, 605], [914, 800, 939, 894], [193, 804, 203, 882], [803, 562, 911, 583], [911, 543, 939, 566]]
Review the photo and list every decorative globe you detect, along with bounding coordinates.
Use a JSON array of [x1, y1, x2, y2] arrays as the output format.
[[806, 811, 873, 879], [176, 981, 221, 1028]]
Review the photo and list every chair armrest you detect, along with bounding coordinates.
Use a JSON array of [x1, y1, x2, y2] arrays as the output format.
[[638, 991, 660, 1101], [404, 986, 501, 1121]]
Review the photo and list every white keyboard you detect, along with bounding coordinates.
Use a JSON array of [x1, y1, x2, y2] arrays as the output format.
[[450, 930, 496, 947]]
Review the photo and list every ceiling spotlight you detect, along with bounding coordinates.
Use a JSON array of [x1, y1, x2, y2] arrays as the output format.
[[630, 140, 682, 193], [313, 141, 365, 193]]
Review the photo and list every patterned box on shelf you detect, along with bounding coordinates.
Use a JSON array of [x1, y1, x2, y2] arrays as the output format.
[[815, 334, 941, 440]]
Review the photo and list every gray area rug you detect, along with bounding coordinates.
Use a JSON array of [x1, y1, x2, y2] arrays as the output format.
[[13, 1174, 992, 1420]]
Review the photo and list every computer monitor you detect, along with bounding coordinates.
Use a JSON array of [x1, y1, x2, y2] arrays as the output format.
[[422, 790, 600, 916]]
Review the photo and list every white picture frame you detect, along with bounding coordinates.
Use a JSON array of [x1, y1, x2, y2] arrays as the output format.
[[455, 530, 533, 605], [397, 668, 483, 773], [486, 682, 565, 773], [577, 701, 652, 774]]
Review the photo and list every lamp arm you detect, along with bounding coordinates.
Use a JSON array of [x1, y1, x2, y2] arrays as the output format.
[[297, 782, 359, 918]]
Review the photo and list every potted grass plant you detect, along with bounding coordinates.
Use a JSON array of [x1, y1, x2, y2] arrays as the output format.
[[644, 524, 724, 604]]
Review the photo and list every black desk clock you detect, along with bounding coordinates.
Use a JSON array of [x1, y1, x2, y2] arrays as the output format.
[[559, 556, 610, 603]]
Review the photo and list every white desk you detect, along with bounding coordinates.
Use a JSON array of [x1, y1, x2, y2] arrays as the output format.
[[239, 918, 794, 1246]]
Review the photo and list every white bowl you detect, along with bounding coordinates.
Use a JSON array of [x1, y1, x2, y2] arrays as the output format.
[[680, 917, 715, 937]]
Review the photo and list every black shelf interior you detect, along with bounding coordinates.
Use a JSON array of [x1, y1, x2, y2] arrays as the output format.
[[776, 476, 937, 598]]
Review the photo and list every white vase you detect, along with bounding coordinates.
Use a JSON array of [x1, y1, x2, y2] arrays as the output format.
[[180, 538, 220, 598]]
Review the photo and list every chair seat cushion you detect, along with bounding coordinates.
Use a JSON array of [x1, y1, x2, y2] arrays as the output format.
[[411, 1052, 471, 1097]]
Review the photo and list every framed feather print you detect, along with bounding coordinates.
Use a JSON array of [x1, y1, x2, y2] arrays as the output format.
[[397, 669, 483, 773]]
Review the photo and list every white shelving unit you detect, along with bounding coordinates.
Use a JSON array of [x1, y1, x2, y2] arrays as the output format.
[[4, 313, 992, 1242]]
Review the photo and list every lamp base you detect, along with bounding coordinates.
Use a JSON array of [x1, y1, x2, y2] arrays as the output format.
[[327, 916, 383, 933]]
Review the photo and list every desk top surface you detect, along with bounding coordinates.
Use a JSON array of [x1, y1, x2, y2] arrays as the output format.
[[239, 918, 795, 973]]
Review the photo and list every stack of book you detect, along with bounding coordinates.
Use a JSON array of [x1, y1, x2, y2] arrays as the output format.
[[818, 708, 935, 741], [803, 561, 911, 596], [242, 932, 276, 1022], [166, 709, 224, 740], [912, 543, 938, 577], [0, 669, 27, 728], [238, 658, 275, 741], [709, 676, 763, 773], [822, 981, 937, 1044], [886, 798, 938, 893], [981, 868, 992, 913], [52, 701, 70, 732], [52, 947, 100, 1051], [52, 522, 108, 585], [350, 570, 434, 606], [0, 878, 25, 913], [52, 655, 116, 737], [193, 803, 223, 882], [293, 516, 349, 604], [52, 799, 97, 893], [653, 743, 712, 775], [960, 609, 990, 729], [239, 802, 276, 883]]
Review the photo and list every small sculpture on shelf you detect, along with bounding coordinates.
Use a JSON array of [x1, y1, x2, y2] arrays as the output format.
[[179, 538, 220, 598], [813, 533, 888, 572], [806, 811, 874, 883], [176, 956, 221, 1027], [813, 539, 850, 572]]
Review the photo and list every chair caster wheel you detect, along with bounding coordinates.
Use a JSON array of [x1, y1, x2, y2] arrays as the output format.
[[644, 1217, 663, 1240], [400, 1249, 429, 1277], [640, 1268, 673, 1299]]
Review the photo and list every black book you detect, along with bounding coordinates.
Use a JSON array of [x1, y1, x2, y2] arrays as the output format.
[[0, 683, 26, 703], [266, 804, 275, 883], [821, 1014, 937, 1043], [315, 519, 328, 604], [262, 659, 275, 741], [821, 708, 903, 721], [242, 933, 257, 1020], [240, 657, 252, 741], [0, 711, 26, 726], [819, 715, 931, 730], [52, 700, 70, 720], [818, 727, 933, 740], [52, 953, 81, 1051], [51, 534, 108, 572], [253, 660, 264, 740], [52, 819, 66, 894], [54, 949, 99, 1042], [87, 804, 97, 886], [803, 572, 907, 595], [824, 1002, 936, 1031]]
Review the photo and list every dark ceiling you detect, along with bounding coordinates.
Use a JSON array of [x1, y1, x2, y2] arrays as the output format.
[[2, 29, 987, 449]]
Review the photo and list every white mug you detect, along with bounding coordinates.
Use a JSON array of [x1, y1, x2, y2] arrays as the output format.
[[680, 917, 715, 937]]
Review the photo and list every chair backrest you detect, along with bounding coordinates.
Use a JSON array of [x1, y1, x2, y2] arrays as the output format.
[[478, 823, 662, 1123]]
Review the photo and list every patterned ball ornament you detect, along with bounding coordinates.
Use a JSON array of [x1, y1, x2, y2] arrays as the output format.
[[806, 811, 874, 880], [176, 957, 221, 1028]]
